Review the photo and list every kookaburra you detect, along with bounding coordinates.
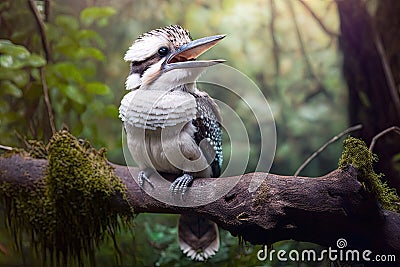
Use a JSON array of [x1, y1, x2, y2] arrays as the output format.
[[119, 25, 225, 261]]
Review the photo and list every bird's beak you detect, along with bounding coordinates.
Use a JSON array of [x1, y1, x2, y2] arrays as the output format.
[[164, 34, 226, 72]]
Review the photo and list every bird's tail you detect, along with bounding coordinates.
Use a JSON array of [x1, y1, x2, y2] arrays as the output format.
[[178, 214, 219, 261]]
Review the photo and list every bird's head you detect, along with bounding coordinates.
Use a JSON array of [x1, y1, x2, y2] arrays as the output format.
[[124, 25, 225, 91]]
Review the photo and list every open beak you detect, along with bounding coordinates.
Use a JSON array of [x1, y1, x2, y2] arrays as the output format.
[[164, 34, 226, 72]]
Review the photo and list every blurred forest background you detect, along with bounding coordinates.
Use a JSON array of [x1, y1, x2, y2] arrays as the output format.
[[0, 0, 399, 266]]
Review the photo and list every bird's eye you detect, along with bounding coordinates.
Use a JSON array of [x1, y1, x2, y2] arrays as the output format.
[[158, 46, 169, 57]]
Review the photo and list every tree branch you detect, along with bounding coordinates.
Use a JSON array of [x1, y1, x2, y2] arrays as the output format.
[[40, 67, 56, 135], [369, 126, 400, 151], [296, 0, 340, 38], [286, 0, 314, 79], [269, 0, 280, 79], [28, 0, 56, 135], [285, 0, 330, 102], [28, 0, 51, 62], [294, 124, 362, 176], [1, 155, 399, 258]]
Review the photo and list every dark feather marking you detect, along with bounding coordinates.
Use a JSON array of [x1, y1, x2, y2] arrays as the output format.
[[129, 54, 161, 77], [192, 95, 223, 178]]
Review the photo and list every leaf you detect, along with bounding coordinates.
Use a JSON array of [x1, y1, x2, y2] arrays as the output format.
[[0, 80, 22, 97], [0, 68, 23, 81], [80, 7, 116, 27], [26, 54, 46, 67], [59, 84, 86, 105], [77, 30, 105, 48], [96, 17, 109, 27], [52, 62, 84, 83], [31, 68, 40, 80], [0, 40, 45, 69], [54, 37, 79, 58], [0, 54, 24, 69], [0, 39, 30, 59], [12, 69, 30, 87], [55, 15, 79, 32], [76, 47, 105, 61], [85, 82, 110, 95]]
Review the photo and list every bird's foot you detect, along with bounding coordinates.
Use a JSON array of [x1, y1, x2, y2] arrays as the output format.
[[169, 174, 193, 195], [138, 171, 154, 188]]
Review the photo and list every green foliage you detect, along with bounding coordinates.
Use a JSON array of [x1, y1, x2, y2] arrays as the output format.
[[338, 136, 400, 212], [80, 7, 117, 27], [0, 38, 47, 143], [0, 130, 134, 266], [0, 39, 46, 69], [0, 0, 117, 150]]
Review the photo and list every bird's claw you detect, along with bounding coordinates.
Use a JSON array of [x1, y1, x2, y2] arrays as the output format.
[[169, 174, 193, 195], [138, 171, 154, 188]]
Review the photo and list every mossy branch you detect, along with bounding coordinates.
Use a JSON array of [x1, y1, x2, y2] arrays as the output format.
[[0, 133, 400, 264], [0, 131, 134, 267]]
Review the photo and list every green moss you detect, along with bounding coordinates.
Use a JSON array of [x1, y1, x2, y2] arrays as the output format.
[[0, 130, 134, 266], [0, 147, 27, 158], [338, 136, 399, 212], [1, 138, 47, 158], [26, 139, 48, 159]]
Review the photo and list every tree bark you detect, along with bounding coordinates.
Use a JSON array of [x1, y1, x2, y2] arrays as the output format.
[[337, 0, 400, 190], [1, 155, 399, 259]]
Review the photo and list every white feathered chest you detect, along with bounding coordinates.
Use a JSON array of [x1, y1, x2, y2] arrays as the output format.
[[119, 89, 210, 175], [119, 89, 197, 130]]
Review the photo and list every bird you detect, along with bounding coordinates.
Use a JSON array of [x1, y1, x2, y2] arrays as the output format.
[[119, 25, 225, 261]]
